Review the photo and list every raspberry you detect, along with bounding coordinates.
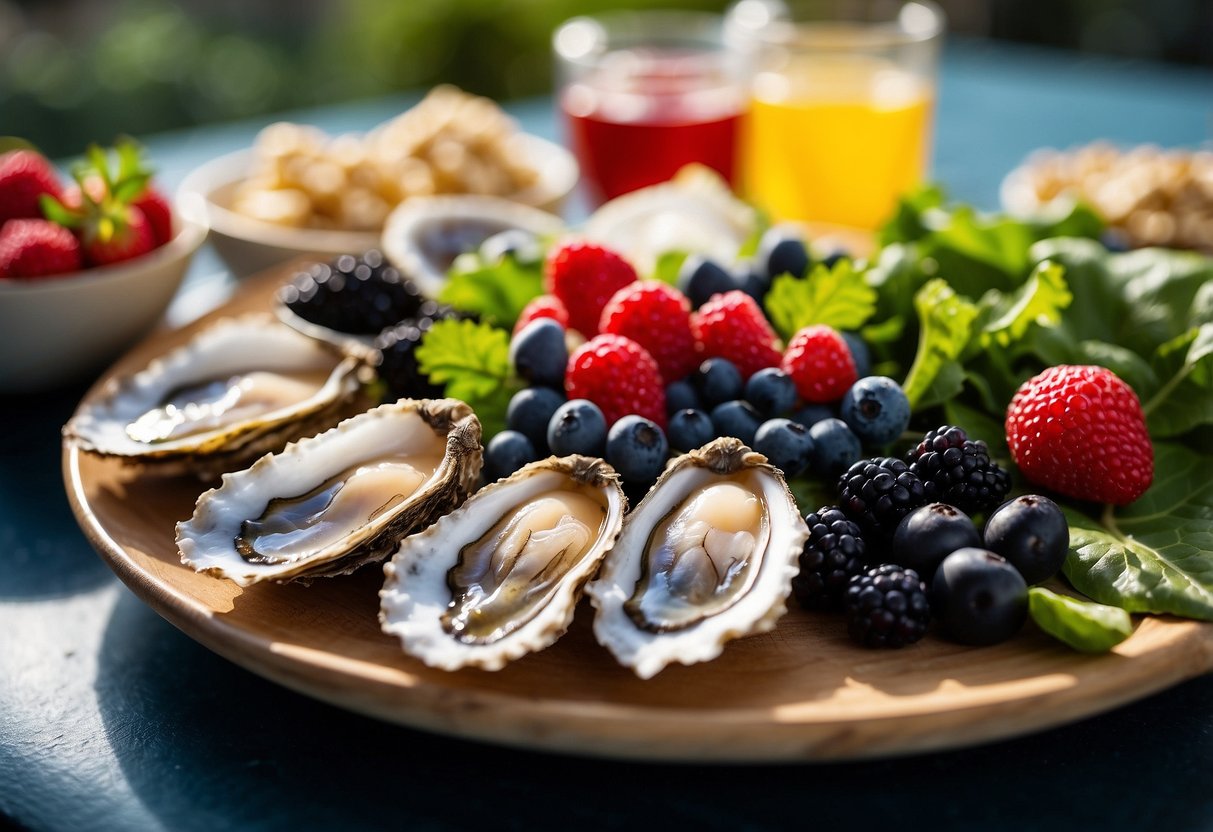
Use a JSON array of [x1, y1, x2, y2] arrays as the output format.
[[845, 564, 931, 648], [565, 333, 666, 428], [905, 425, 1012, 515], [0, 219, 82, 278], [781, 325, 857, 403], [691, 290, 782, 380], [838, 456, 927, 544], [544, 241, 638, 337], [792, 506, 868, 610], [0, 149, 63, 224], [514, 294, 569, 335], [1006, 364, 1153, 505], [599, 281, 699, 383]]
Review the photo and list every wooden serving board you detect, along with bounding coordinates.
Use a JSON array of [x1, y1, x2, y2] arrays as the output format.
[[62, 266, 1213, 762]]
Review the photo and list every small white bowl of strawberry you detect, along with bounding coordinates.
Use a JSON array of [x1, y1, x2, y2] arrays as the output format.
[[0, 140, 207, 392]]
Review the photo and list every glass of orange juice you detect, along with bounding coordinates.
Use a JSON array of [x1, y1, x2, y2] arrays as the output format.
[[726, 0, 944, 230]]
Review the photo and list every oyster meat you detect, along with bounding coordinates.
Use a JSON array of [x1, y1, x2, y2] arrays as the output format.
[[380, 456, 626, 671], [65, 314, 369, 476], [587, 438, 808, 679], [177, 398, 481, 586]]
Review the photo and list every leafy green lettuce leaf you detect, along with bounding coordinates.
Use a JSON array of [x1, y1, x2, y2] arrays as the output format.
[[439, 253, 543, 328], [900, 278, 978, 409], [1063, 443, 1213, 620], [414, 318, 519, 436], [1142, 324, 1213, 438], [1028, 587, 1133, 653], [764, 260, 877, 341]]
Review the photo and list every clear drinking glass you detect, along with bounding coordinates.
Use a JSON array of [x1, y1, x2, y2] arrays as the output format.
[[553, 12, 748, 207], [726, 0, 944, 229]]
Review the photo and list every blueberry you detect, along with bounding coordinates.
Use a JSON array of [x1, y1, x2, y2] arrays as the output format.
[[733, 262, 771, 303], [753, 418, 814, 478], [484, 430, 538, 482], [744, 368, 797, 416], [819, 249, 849, 270], [790, 404, 834, 430], [757, 226, 810, 279], [710, 400, 763, 446], [931, 548, 1028, 645], [606, 416, 669, 485], [665, 379, 702, 414], [807, 418, 862, 477], [506, 386, 565, 452], [840, 376, 911, 446], [509, 318, 567, 388], [547, 399, 607, 457], [667, 408, 715, 452], [842, 332, 871, 378], [983, 495, 1069, 585], [677, 255, 735, 309], [892, 502, 982, 579], [480, 229, 541, 264], [694, 358, 743, 407]]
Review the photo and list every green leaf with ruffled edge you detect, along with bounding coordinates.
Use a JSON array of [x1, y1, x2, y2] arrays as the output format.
[[764, 259, 877, 341], [439, 252, 543, 329], [415, 318, 519, 437], [978, 261, 1072, 350], [901, 278, 979, 410], [1063, 443, 1213, 620]]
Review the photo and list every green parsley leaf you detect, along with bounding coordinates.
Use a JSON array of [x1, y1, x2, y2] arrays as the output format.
[[415, 318, 519, 436], [978, 261, 1072, 349], [439, 253, 543, 329], [1028, 587, 1133, 653], [764, 259, 877, 341], [901, 278, 979, 410]]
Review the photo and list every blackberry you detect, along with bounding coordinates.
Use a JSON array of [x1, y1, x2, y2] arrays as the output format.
[[792, 507, 868, 610], [280, 250, 425, 334], [905, 425, 1012, 515], [374, 307, 455, 400], [845, 564, 931, 648], [837, 457, 927, 544]]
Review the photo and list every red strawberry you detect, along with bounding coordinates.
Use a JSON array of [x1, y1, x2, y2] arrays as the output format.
[[0, 150, 64, 224], [1006, 364, 1154, 505], [132, 186, 173, 245], [0, 219, 83, 278], [691, 290, 782, 380], [599, 281, 699, 383], [566, 333, 666, 428], [544, 241, 638, 337], [83, 204, 156, 267], [514, 293, 569, 335], [781, 325, 858, 403]]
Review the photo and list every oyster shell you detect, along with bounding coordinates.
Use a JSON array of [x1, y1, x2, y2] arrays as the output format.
[[587, 438, 808, 679], [64, 314, 370, 476], [177, 398, 481, 586], [380, 456, 626, 671], [380, 195, 564, 298]]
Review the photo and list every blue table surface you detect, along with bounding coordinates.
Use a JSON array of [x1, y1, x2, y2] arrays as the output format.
[[3, 38, 1212, 832]]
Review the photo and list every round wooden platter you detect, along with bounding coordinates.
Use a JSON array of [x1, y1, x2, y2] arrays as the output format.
[[63, 264, 1213, 763]]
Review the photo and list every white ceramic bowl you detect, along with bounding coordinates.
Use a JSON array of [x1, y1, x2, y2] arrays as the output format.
[[177, 135, 579, 279], [0, 215, 207, 392]]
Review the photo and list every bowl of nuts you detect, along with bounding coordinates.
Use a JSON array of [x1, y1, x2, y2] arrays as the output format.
[[1001, 142, 1213, 252], [178, 86, 579, 278]]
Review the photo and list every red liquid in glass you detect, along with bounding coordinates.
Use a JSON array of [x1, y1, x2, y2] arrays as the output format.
[[562, 53, 743, 205]]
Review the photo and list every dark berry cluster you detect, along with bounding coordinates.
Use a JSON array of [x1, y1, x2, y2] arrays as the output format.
[[905, 425, 1011, 515], [837, 457, 926, 543], [281, 250, 424, 334], [792, 507, 867, 610], [844, 564, 931, 649], [374, 300, 455, 401]]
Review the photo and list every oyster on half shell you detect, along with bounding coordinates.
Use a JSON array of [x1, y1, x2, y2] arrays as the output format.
[[64, 314, 371, 477], [587, 438, 808, 679], [380, 456, 626, 671], [177, 398, 481, 586]]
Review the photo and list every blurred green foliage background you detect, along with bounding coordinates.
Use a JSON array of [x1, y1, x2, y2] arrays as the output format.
[[1, 0, 1209, 156]]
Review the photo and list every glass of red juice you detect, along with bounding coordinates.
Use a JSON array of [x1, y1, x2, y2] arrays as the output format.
[[553, 12, 747, 207]]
